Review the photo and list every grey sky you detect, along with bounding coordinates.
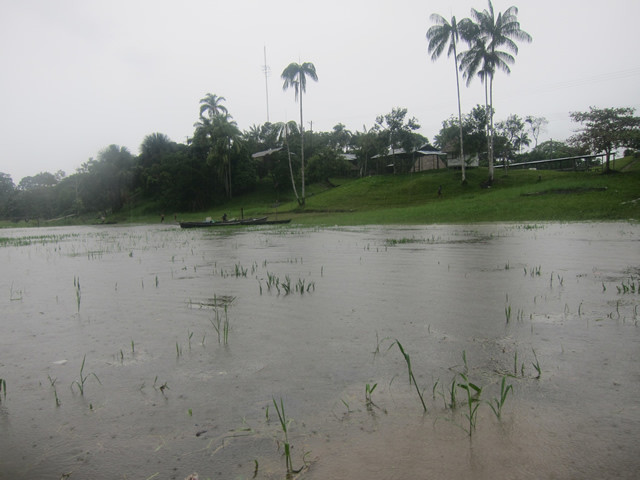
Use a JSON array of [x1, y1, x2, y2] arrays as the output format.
[[1, 0, 639, 183]]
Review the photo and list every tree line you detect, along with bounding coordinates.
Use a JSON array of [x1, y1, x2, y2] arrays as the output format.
[[1, 1, 639, 222]]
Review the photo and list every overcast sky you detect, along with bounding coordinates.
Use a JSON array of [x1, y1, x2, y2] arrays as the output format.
[[1, 0, 639, 183]]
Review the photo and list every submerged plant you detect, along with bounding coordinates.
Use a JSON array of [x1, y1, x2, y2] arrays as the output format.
[[458, 372, 482, 435], [210, 311, 222, 344], [209, 296, 229, 344], [74, 276, 81, 312], [448, 377, 458, 409], [391, 340, 427, 412], [223, 306, 229, 344], [488, 376, 513, 420], [532, 348, 541, 378], [9, 282, 23, 301], [365, 382, 378, 409], [282, 275, 292, 295], [0, 378, 6, 402], [272, 397, 294, 475], [71, 355, 101, 395]]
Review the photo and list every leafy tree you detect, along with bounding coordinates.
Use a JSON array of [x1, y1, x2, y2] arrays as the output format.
[[496, 114, 530, 154], [306, 148, 351, 184], [18, 172, 58, 190], [374, 107, 423, 173], [525, 116, 548, 148], [434, 104, 489, 163], [0, 173, 15, 218], [138, 132, 176, 169], [461, 0, 532, 182], [516, 140, 584, 163], [281, 61, 318, 205], [427, 14, 474, 183], [0, 173, 14, 197], [329, 123, 352, 152], [569, 107, 640, 172], [79, 145, 134, 214], [208, 114, 243, 199], [143, 151, 213, 211], [353, 126, 386, 177], [52, 174, 81, 216]]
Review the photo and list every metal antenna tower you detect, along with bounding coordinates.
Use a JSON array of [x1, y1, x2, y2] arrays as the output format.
[[262, 46, 271, 123]]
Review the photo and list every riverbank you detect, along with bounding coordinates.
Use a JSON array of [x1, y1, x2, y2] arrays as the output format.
[[2, 167, 639, 229]]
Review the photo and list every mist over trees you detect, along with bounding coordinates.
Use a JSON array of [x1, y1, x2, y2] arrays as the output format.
[[1, 98, 628, 222]]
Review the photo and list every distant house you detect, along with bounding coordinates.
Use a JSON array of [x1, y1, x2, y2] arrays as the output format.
[[445, 152, 480, 169], [339, 153, 360, 176], [412, 145, 448, 172], [372, 144, 448, 174]]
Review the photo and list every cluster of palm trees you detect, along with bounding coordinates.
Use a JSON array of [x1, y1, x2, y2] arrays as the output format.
[[193, 64, 319, 206], [426, 0, 532, 184], [192, 93, 243, 199]]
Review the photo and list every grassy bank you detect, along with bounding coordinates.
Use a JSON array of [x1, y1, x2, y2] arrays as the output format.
[[138, 167, 640, 226], [3, 166, 639, 228]]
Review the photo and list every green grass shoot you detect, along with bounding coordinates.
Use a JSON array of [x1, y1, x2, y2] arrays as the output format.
[[272, 397, 294, 475], [391, 340, 427, 412], [70, 355, 101, 395], [458, 372, 483, 435], [488, 376, 514, 420], [532, 348, 541, 378], [365, 382, 378, 409]]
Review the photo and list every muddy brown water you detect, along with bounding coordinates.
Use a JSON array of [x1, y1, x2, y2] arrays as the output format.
[[1, 222, 639, 479]]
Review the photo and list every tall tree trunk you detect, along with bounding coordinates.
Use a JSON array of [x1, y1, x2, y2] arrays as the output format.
[[228, 159, 232, 199], [453, 39, 466, 183], [227, 140, 232, 199], [489, 74, 495, 182], [286, 137, 301, 205], [299, 80, 306, 206], [484, 79, 492, 182]]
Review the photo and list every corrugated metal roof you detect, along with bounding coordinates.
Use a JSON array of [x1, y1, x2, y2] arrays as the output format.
[[417, 150, 446, 156], [251, 147, 283, 159]]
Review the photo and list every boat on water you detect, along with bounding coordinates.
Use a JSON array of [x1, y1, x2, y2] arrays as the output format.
[[179, 217, 291, 229]]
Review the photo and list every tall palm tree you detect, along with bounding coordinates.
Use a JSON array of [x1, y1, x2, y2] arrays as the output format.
[[426, 14, 473, 183], [281, 62, 318, 205], [209, 114, 241, 199], [458, 37, 502, 179], [464, 0, 532, 182], [199, 93, 228, 120]]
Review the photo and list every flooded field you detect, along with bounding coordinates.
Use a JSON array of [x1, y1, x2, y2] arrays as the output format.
[[1, 222, 639, 479]]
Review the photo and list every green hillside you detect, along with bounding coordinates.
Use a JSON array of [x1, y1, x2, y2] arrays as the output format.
[[119, 166, 640, 226]]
